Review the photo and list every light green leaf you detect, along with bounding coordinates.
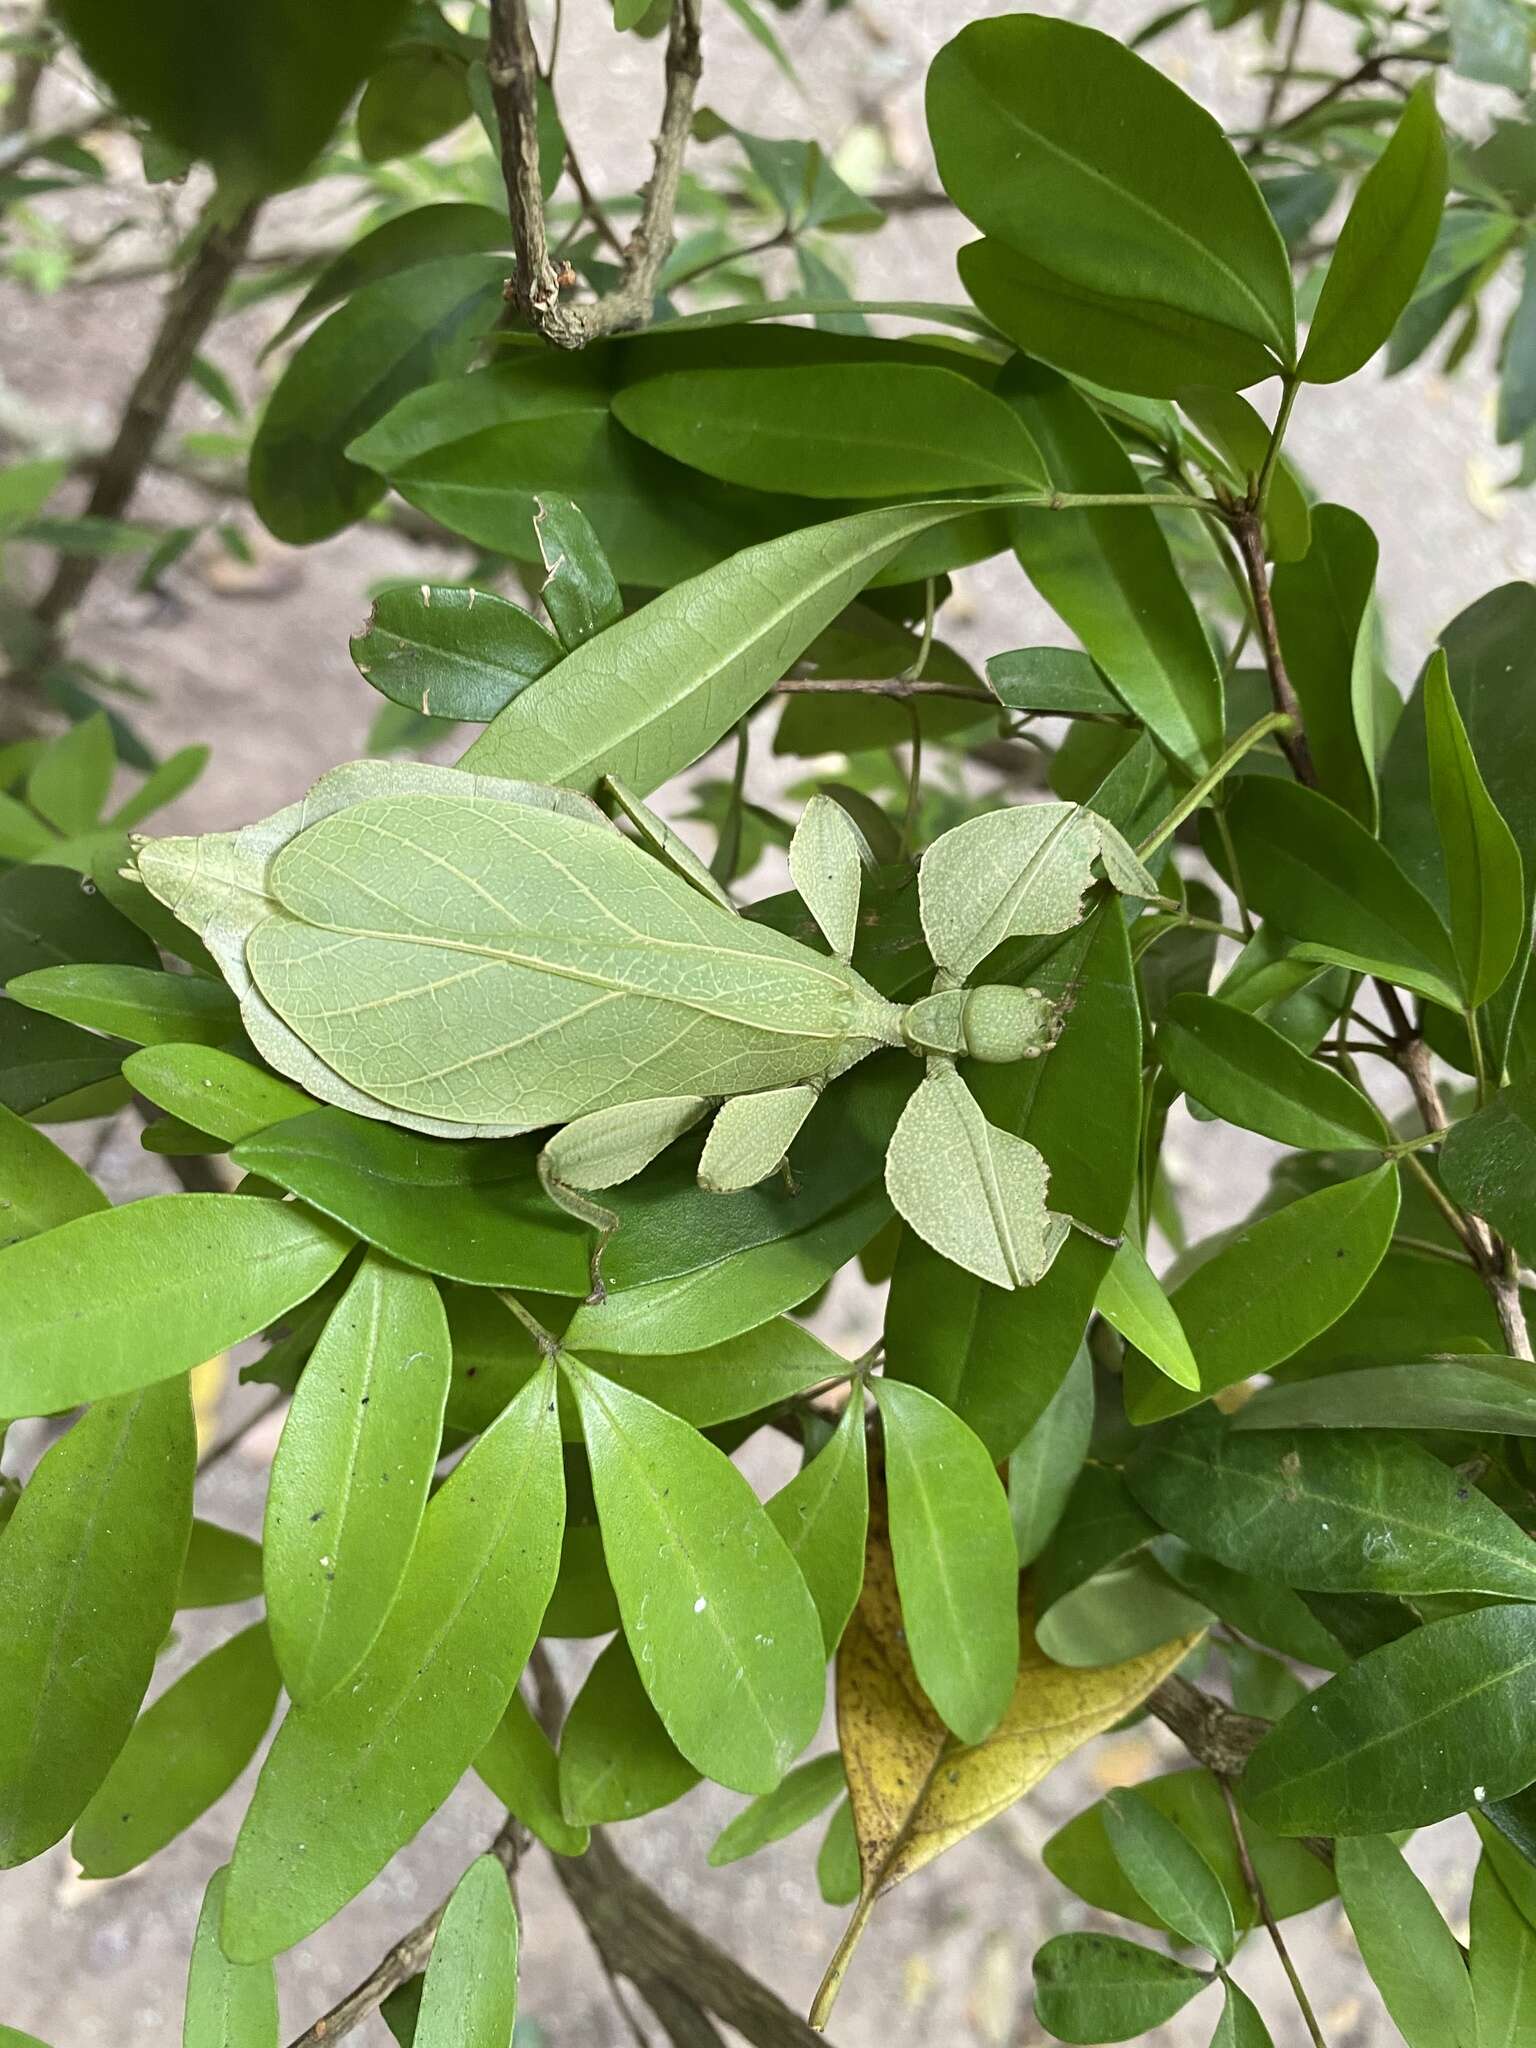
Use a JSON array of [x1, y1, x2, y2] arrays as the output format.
[[0, 1381, 194, 1865], [223, 1366, 563, 1959], [72, 1623, 281, 1877], [765, 1397, 869, 1653], [1471, 1852, 1536, 2048], [556, 1632, 700, 1824], [817, 1796, 860, 1905], [1301, 83, 1448, 384], [0, 1100, 107, 1246], [1096, 1238, 1198, 1390], [1101, 1788, 1236, 1962], [917, 801, 1129, 979], [1336, 1835, 1478, 2048], [873, 1377, 1019, 1743], [183, 1867, 277, 2048], [1234, 1357, 1536, 1437], [1008, 1345, 1093, 1568], [534, 492, 623, 649], [415, 1855, 517, 2048], [0, 1193, 352, 1414], [122, 1045, 312, 1146], [1442, 1078, 1536, 1264], [179, 1519, 264, 1608], [1211, 1981, 1275, 2048], [350, 584, 563, 724], [27, 713, 113, 836], [1156, 992, 1387, 1152], [474, 1691, 589, 1857], [929, 16, 1293, 393], [1269, 503, 1381, 828], [565, 1358, 825, 1793], [357, 45, 470, 163], [1426, 647, 1526, 1009], [7, 963, 241, 1048], [789, 792, 864, 960], [265, 1254, 451, 1702], [580, 1318, 844, 1431], [709, 1752, 847, 1867], [1032, 1933, 1211, 2044]]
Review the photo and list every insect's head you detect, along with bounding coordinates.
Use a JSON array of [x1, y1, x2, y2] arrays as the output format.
[[901, 984, 1061, 1063]]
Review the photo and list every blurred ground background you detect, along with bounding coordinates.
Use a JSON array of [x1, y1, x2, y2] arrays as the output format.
[[2, 0, 1533, 2041]]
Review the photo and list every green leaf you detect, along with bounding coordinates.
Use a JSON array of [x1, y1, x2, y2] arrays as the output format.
[[109, 744, 210, 832], [1035, 1464, 1157, 1618], [1156, 1541, 1345, 1669], [0, 1008, 130, 1121], [1222, 777, 1460, 1007], [0, 861, 158, 979], [766, 1397, 869, 1653], [1234, 1357, 1536, 1437], [1003, 361, 1223, 772], [183, 1866, 277, 2048], [1101, 1788, 1236, 1962], [565, 1359, 825, 1793], [1442, 1078, 1536, 1263], [1471, 1853, 1536, 2048], [1211, 1981, 1274, 2048], [873, 1378, 1019, 1744], [1125, 1165, 1400, 1422], [122, 1045, 312, 1146], [1095, 1238, 1198, 1390], [929, 17, 1293, 394], [233, 1110, 588, 1294], [27, 712, 112, 835], [52, 0, 410, 197], [350, 584, 564, 724], [613, 363, 1045, 497], [1245, 1604, 1536, 1834], [179, 1519, 264, 1608], [0, 1193, 351, 1414], [458, 498, 999, 795], [250, 256, 507, 545], [0, 1100, 107, 1246], [986, 647, 1127, 717], [223, 1365, 563, 1959], [1497, 250, 1536, 447], [1335, 1835, 1478, 2048], [0, 1381, 194, 1865], [264, 205, 511, 358], [556, 1632, 700, 1824], [72, 1622, 281, 1878], [709, 1752, 846, 1867], [1177, 387, 1310, 564], [1008, 1345, 1093, 1568], [1127, 1417, 1536, 1600], [415, 1855, 517, 2048], [581, 1318, 845, 1430], [1156, 991, 1387, 1152], [474, 1691, 588, 1857], [887, 914, 1140, 1458], [1300, 84, 1448, 384], [1426, 647, 1526, 1009], [265, 1254, 451, 1702], [1032, 1933, 1211, 2044], [533, 492, 623, 650], [1269, 504, 1381, 827], [817, 1797, 860, 1905], [0, 792, 55, 861], [1036, 1552, 1210, 1669], [356, 44, 470, 163], [7, 964, 240, 1048]]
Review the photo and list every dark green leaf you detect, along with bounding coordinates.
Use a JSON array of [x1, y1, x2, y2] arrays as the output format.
[[1336, 1833, 1478, 2048], [0, 1101, 107, 1247], [1497, 250, 1536, 446], [357, 45, 470, 163], [1157, 992, 1386, 1151], [264, 205, 510, 357], [7, 963, 240, 1048], [764, 1397, 869, 1653], [350, 585, 563, 723], [1269, 504, 1380, 827], [580, 1319, 844, 1430], [1155, 1541, 1345, 1668], [0, 862, 157, 979], [1470, 1852, 1536, 2047], [1426, 648, 1526, 1009], [1177, 387, 1310, 564], [1211, 1981, 1274, 2048], [1008, 1345, 1093, 1568], [556, 1632, 700, 1824], [1235, 1357, 1536, 1437], [1101, 1789, 1236, 1962], [1442, 1078, 1536, 1263], [1033, 1933, 1211, 2044], [1036, 1466, 1158, 1618], [534, 492, 623, 650], [986, 648, 1127, 717]]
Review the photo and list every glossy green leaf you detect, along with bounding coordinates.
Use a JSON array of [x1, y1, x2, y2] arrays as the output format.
[[1426, 647, 1526, 1009], [264, 204, 510, 357], [0, 1100, 107, 1247], [179, 1519, 264, 1608], [1335, 1834, 1477, 2048], [0, 861, 158, 980], [72, 1622, 281, 1877], [0, 1193, 352, 1414], [534, 493, 622, 650], [27, 713, 112, 835], [986, 647, 1127, 717], [766, 1397, 869, 1653], [223, 1366, 563, 1958], [1003, 361, 1223, 772], [1442, 1078, 1536, 1262], [1129, 1416, 1536, 1599], [556, 1632, 700, 1824], [566, 1359, 825, 1792], [1126, 1165, 1400, 1422], [250, 256, 507, 544], [7, 964, 240, 1048], [579, 1317, 844, 1430], [415, 1855, 517, 2048], [183, 1866, 277, 2048], [930, 17, 1293, 393], [1155, 1541, 1345, 1669], [1222, 778, 1460, 1008], [0, 1381, 194, 1865], [350, 585, 563, 724], [1300, 84, 1448, 384], [1095, 1238, 1198, 1389], [233, 1111, 589, 1294], [1033, 1933, 1211, 2044], [1244, 1604, 1536, 1834], [1101, 1789, 1236, 1962], [1471, 1853, 1536, 2048], [265, 1254, 451, 1702], [1234, 1357, 1536, 1437], [613, 363, 1045, 497], [1269, 504, 1381, 827], [873, 1378, 1019, 1743], [123, 1045, 312, 1146], [474, 1691, 588, 1857], [1156, 992, 1387, 1151], [1008, 1345, 1093, 1568], [0, 1005, 131, 1117], [709, 1752, 846, 1867]]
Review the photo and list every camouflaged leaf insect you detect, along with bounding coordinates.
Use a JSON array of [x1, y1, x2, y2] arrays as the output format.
[[129, 765, 1138, 1295]]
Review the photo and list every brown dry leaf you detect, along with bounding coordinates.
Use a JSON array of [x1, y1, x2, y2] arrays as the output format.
[[810, 1480, 1201, 2028]]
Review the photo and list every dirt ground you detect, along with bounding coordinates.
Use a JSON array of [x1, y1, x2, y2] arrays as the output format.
[[1, 0, 1530, 2042]]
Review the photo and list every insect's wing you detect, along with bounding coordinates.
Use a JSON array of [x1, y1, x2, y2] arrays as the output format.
[[788, 795, 867, 962], [885, 1063, 1069, 1288], [917, 804, 1103, 981]]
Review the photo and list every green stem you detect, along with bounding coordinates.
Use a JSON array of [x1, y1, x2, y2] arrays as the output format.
[[1136, 711, 1295, 859], [1253, 373, 1300, 522], [495, 1291, 561, 1357], [1467, 1006, 1491, 1107]]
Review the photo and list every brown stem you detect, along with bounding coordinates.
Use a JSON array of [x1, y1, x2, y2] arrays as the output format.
[[488, 0, 701, 348], [1232, 512, 1315, 786], [774, 676, 995, 705], [1147, 1675, 1270, 1776], [1220, 1779, 1329, 2048]]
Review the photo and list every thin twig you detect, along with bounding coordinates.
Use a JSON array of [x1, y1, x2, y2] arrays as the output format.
[[1232, 512, 1314, 786], [1220, 1779, 1329, 2048], [773, 676, 995, 705]]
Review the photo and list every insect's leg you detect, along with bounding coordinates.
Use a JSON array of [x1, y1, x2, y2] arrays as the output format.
[[1061, 1213, 1124, 1250], [540, 1095, 711, 1300], [600, 777, 736, 909], [698, 1084, 819, 1194]]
